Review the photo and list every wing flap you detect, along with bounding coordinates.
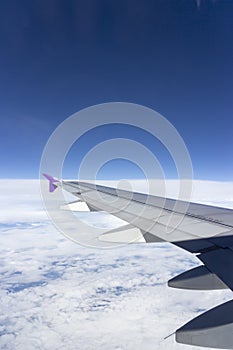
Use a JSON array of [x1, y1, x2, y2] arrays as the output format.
[[99, 224, 145, 243], [60, 200, 90, 212]]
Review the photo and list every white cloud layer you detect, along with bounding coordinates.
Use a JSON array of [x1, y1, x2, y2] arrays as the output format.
[[0, 180, 232, 349]]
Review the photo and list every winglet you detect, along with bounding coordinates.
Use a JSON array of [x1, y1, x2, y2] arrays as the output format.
[[42, 173, 60, 192]]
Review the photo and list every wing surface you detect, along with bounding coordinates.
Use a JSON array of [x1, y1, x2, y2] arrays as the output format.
[[61, 180, 233, 246]]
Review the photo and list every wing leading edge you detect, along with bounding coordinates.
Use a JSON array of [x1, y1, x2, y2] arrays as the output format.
[[44, 175, 233, 349]]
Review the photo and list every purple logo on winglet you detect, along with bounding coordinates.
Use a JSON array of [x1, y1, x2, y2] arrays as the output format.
[[42, 173, 60, 192]]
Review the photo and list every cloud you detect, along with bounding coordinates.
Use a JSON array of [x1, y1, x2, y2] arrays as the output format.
[[0, 179, 232, 349]]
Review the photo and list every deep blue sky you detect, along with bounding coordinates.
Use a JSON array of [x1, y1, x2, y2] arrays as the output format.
[[1, 0, 233, 180]]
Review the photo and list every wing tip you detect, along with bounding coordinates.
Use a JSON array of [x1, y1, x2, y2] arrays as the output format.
[[42, 173, 60, 192]]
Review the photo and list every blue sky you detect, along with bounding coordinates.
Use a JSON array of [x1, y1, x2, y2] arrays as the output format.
[[1, 0, 233, 180]]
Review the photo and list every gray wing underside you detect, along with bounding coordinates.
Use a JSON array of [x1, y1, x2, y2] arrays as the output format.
[[60, 180, 233, 349]]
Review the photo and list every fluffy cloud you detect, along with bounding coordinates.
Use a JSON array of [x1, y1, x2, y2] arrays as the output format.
[[0, 180, 232, 350]]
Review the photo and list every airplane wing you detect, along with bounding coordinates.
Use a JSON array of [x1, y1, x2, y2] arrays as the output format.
[[43, 174, 233, 349]]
